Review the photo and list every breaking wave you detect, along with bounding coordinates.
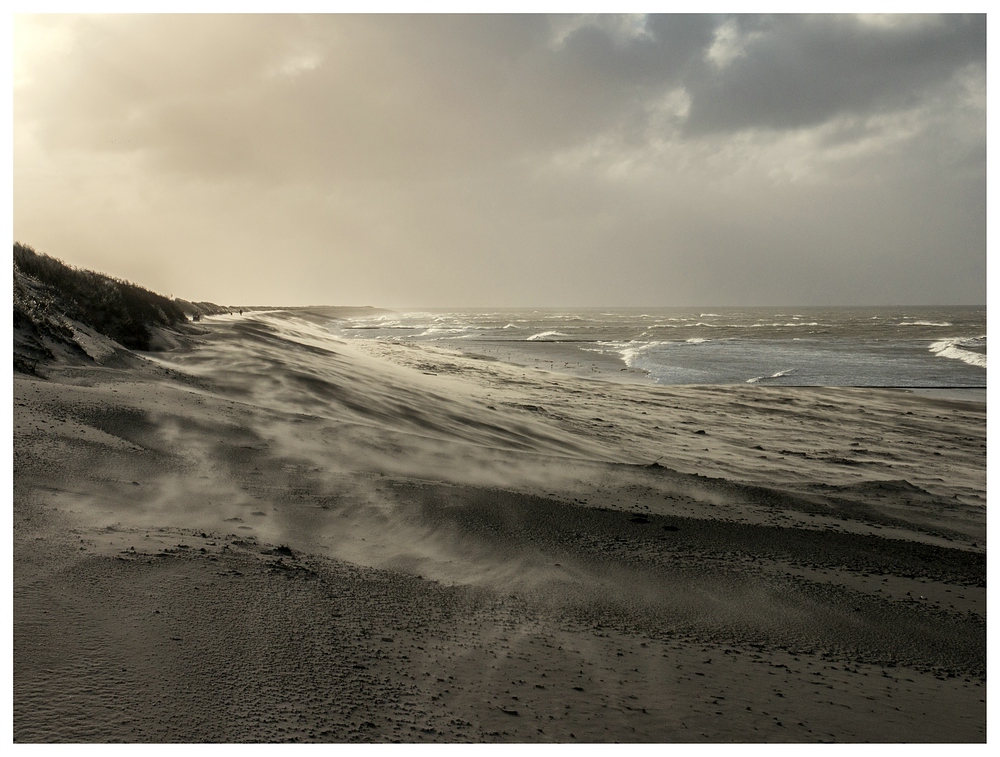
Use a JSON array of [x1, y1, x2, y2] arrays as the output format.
[[746, 369, 795, 384], [929, 337, 986, 369], [527, 331, 569, 341]]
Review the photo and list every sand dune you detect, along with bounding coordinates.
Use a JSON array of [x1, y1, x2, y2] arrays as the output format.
[[13, 309, 986, 742]]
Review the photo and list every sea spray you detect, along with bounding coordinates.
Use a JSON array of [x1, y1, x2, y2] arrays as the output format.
[[333, 306, 985, 388], [929, 337, 986, 369]]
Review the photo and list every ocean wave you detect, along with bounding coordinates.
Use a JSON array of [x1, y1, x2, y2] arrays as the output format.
[[364, 311, 434, 324], [898, 321, 953, 327], [418, 326, 474, 337], [929, 337, 986, 368], [686, 338, 710, 344], [586, 340, 670, 369], [526, 331, 569, 341], [746, 369, 795, 384], [346, 323, 416, 330], [750, 322, 820, 328], [617, 343, 653, 367]]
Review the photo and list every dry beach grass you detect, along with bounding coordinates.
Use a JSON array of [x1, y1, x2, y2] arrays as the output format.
[[12, 309, 986, 742]]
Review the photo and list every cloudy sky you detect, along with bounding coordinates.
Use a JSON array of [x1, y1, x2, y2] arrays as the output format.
[[13, 13, 986, 307]]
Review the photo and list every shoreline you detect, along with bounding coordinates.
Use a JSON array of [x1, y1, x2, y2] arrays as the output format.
[[459, 340, 987, 403], [351, 333, 987, 399], [13, 312, 987, 742]]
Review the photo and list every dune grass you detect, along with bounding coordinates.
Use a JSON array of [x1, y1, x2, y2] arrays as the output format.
[[14, 242, 189, 351]]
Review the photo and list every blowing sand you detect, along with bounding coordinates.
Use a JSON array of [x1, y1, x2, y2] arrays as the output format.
[[12, 310, 986, 742]]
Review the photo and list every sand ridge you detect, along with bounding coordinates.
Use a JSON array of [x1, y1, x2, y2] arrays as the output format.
[[13, 309, 986, 742]]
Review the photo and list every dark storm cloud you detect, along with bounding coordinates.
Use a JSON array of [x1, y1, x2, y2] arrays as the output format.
[[13, 14, 986, 306], [16, 14, 984, 178], [679, 14, 986, 136]]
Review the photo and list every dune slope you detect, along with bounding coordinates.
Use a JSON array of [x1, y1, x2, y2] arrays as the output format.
[[13, 309, 986, 742]]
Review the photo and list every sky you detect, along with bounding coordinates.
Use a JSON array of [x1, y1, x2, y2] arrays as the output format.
[[12, 12, 987, 308]]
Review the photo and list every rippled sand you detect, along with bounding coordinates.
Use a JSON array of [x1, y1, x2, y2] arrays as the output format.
[[13, 309, 986, 742]]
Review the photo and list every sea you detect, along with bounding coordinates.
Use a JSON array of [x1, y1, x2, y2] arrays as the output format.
[[326, 306, 985, 393]]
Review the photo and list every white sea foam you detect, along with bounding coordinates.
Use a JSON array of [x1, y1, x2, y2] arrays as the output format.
[[347, 322, 415, 330], [419, 326, 474, 337], [586, 340, 658, 368], [335, 307, 984, 387], [750, 322, 820, 327], [616, 342, 654, 367], [929, 337, 986, 368], [746, 369, 795, 384], [526, 331, 569, 341]]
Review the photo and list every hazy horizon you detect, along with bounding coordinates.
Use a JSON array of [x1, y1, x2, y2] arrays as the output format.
[[14, 14, 986, 309]]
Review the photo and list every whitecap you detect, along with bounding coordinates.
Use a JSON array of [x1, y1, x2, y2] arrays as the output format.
[[746, 368, 794, 383], [585, 340, 660, 368], [526, 330, 569, 341], [418, 326, 473, 337], [929, 337, 986, 368]]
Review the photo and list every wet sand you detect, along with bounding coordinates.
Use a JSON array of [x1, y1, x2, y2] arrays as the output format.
[[13, 310, 986, 742]]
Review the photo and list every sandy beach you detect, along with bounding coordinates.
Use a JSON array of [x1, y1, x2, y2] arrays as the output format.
[[13, 309, 986, 743]]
